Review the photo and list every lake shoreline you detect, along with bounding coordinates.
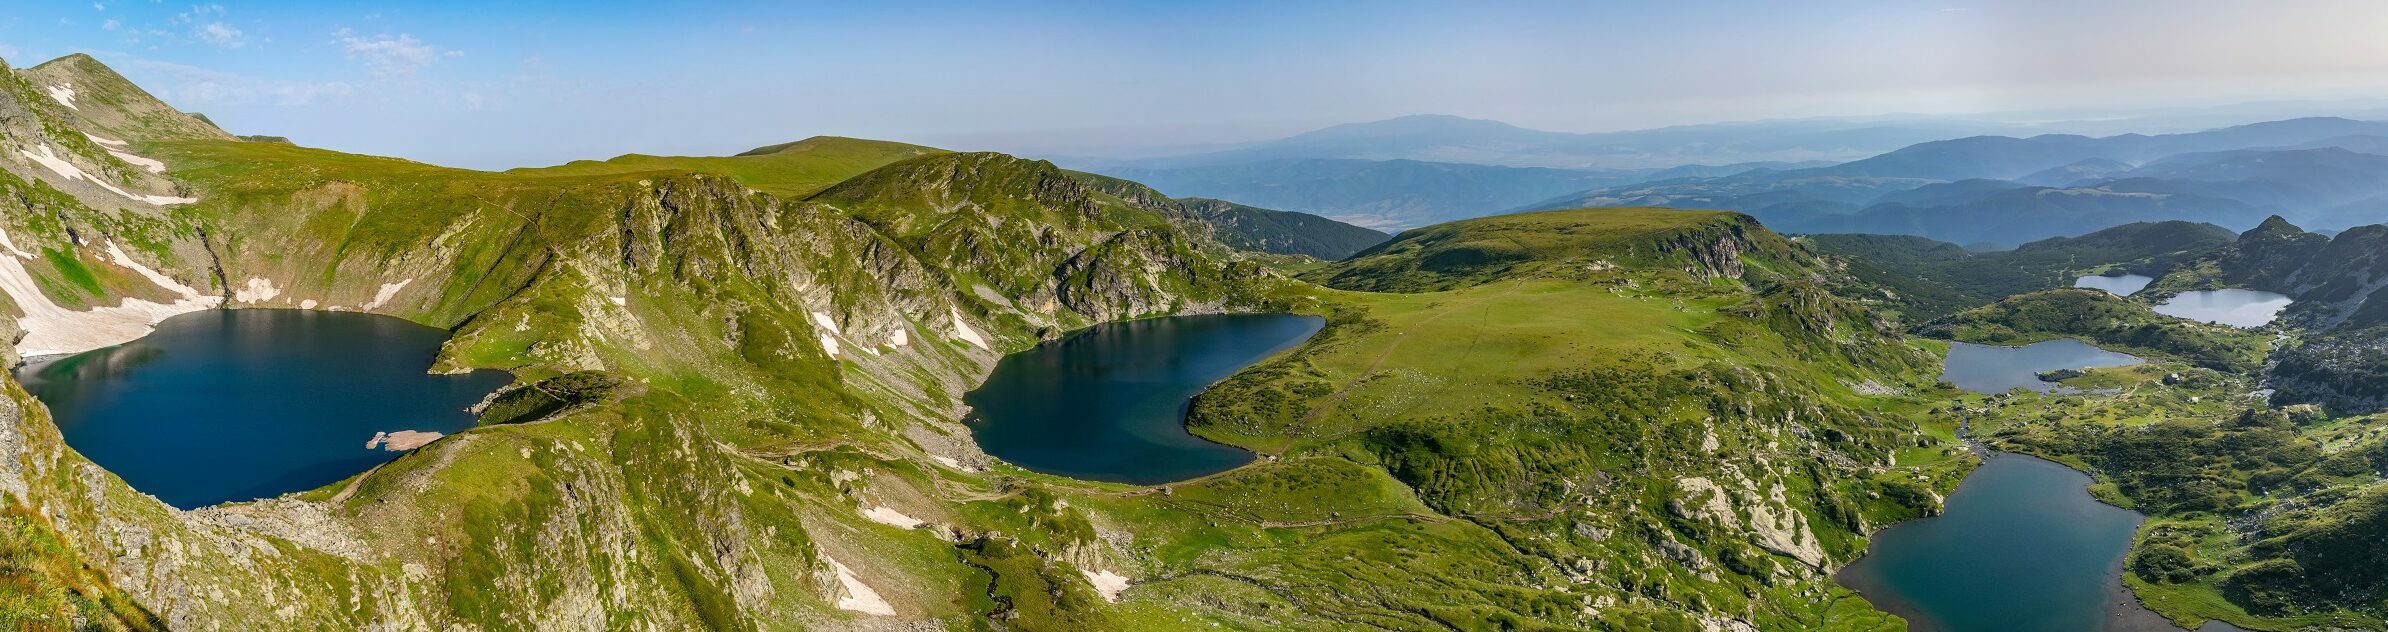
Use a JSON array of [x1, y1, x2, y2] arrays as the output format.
[[962, 313, 1322, 485], [1837, 451, 2218, 632]]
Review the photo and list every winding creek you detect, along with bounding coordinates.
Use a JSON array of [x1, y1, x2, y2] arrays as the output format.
[[963, 313, 1322, 484], [18, 309, 511, 509]]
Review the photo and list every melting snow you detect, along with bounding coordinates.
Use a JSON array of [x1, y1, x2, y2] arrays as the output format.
[[949, 307, 988, 349], [0, 232, 223, 357], [829, 558, 895, 615], [364, 278, 412, 310], [1082, 569, 1131, 603], [107, 150, 166, 174], [234, 277, 281, 303], [18, 144, 196, 206], [861, 505, 925, 529], [45, 84, 76, 110], [84, 134, 127, 147], [810, 310, 841, 335], [819, 333, 841, 358]]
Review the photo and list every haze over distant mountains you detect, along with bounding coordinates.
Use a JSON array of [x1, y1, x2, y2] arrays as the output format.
[[1065, 112, 2388, 241]]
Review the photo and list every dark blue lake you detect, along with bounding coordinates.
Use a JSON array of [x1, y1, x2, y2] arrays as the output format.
[[963, 313, 1322, 484], [18, 309, 511, 509], [1838, 454, 2159, 631]]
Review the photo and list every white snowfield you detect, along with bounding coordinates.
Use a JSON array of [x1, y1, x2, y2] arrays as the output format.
[[861, 505, 925, 529], [828, 557, 895, 615], [365, 279, 413, 310], [0, 231, 223, 357], [1082, 568, 1131, 602], [45, 84, 77, 110], [950, 306, 988, 349], [18, 144, 197, 206]]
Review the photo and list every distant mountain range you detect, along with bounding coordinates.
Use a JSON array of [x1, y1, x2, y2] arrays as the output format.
[[1516, 117, 2388, 245], [1082, 114, 2027, 170], [1065, 113, 2388, 243]]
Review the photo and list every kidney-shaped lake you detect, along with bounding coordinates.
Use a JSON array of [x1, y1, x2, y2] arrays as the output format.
[[964, 313, 1322, 484], [18, 309, 511, 509]]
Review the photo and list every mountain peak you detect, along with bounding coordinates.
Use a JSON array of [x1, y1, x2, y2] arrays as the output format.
[[2251, 214, 2303, 235], [733, 135, 935, 157], [20, 52, 232, 141]]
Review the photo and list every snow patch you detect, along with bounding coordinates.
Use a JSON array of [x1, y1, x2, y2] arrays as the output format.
[[364, 278, 412, 310], [828, 558, 895, 615], [0, 233, 223, 357], [819, 333, 841, 358], [888, 327, 908, 349], [0, 231, 33, 259], [17, 144, 197, 206], [949, 307, 988, 349], [1082, 569, 1130, 603], [45, 84, 76, 110], [299, 299, 318, 309], [810, 310, 841, 335], [107, 150, 166, 174], [607, 296, 626, 307], [84, 134, 127, 147], [234, 277, 281, 303], [861, 505, 924, 529]]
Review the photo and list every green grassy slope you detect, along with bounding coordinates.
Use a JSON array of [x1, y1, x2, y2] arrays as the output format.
[[0, 54, 2007, 632], [1305, 207, 1799, 292], [510, 135, 946, 198], [1173, 210, 1961, 630]]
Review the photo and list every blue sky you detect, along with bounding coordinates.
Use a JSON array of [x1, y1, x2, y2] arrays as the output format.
[[8, 1, 2388, 169]]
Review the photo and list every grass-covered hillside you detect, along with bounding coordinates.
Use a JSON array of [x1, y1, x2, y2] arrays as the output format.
[[1168, 197, 1388, 260], [1808, 220, 2236, 322], [1304, 207, 1802, 292], [0, 53, 1998, 632], [23, 49, 2388, 632]]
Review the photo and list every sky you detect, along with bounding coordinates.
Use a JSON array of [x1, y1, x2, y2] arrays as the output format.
[[8, 0, 2388, 169]]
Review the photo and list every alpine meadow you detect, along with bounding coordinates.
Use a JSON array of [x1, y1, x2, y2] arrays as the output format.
[[7, 2, 2388, 631]]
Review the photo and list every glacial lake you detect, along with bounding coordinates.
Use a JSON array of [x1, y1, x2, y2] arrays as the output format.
[[963, 313, 1322, 484], [2153, 289, 2293, 328], [18, 310, 511, 509], [1838, 454, 2190, 632], [1940, 340, 2143, 394], [2075, 274, 2153, 296]]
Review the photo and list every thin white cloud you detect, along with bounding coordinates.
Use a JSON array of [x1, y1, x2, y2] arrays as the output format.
[[174, 4, 226, 24], [102, 19, 120, 31], [121, 57, 358, 107], [194, 22, 243, 48], [335, 30, 455, 77]]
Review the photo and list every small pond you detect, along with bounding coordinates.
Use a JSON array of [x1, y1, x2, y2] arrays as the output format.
[[1940, 340, 2143, 394], [18, 309, 511, 509], [963, 313, 1322, 484], [2075, 274, 2153, 296], [2153, 289, 2292, 328]]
